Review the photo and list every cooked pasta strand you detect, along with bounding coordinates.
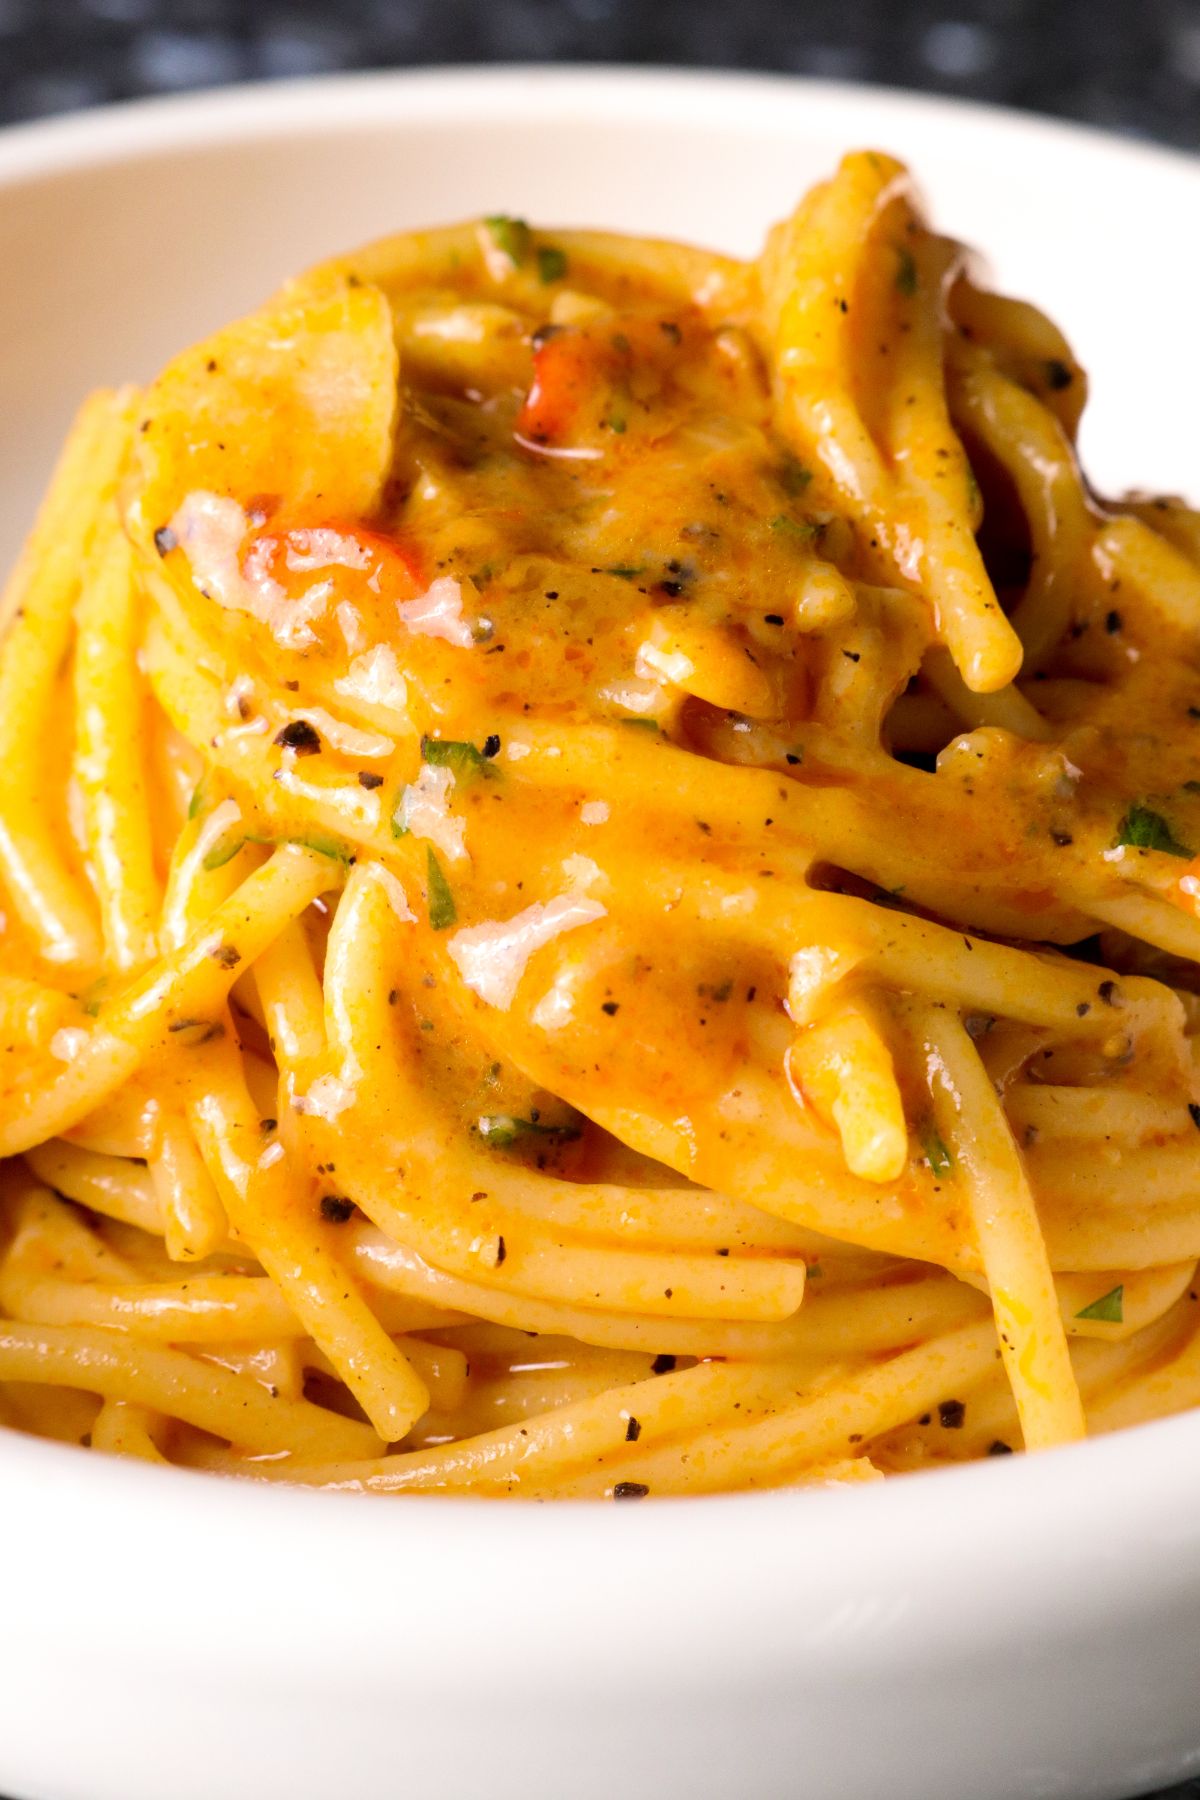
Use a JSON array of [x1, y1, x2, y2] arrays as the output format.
[[0, 151, 1195, 1496]]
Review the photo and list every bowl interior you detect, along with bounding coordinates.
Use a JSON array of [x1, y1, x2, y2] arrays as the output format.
[[1, 68, 1199, 1800]]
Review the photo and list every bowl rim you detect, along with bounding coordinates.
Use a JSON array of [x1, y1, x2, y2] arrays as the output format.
[[0, 59, 1197, 191], [2, 63, 1200, 1667]]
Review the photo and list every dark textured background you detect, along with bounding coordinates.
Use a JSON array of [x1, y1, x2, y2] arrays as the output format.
[[0, 0, 1197, 148], [1, 5, 1198, 1800]]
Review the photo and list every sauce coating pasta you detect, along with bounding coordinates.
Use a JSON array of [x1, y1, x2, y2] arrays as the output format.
[[2, 152, 1199, 1496]]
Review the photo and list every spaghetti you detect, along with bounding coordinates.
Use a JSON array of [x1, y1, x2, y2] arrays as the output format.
[[2, 150, 1199, 1497]]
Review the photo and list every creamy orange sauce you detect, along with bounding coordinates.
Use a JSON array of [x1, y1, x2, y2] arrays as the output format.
[[3, 159, 1200, 1491]]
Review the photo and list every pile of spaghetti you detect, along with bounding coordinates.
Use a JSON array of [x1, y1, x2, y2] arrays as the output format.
[[2, 152, 1199, 1498]]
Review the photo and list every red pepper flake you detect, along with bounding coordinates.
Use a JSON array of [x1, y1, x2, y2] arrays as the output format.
[[625, 1416, 641, 1442], [320, 1195, 355, 1223], [612, 1480, 650, 1501], [358, 771, 384, 789], [987, 1439, 1014, 1456], [938, 1399, 966, 1429], [209, 943, 241, 969]]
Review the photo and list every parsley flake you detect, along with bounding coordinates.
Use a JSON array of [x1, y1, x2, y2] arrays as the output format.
[[1116, 805, 1193, 858], [1075, 1284, 1124, 1324], [483, 214, 530, 266], [421, 736, 500, 780], [425, 847, 457, 930], [921, 1125, 953, 1177], [536, 245, 568, 283]]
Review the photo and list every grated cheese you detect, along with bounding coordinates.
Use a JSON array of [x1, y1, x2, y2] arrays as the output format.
[[334, 644, 409, 716], [448, 893, 607, 1010], [398, 576, 474, 648], [395, 764, 467, 862]]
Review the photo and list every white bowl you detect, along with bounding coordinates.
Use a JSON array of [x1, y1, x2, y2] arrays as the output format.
[[1, 68, 1199, 1800]]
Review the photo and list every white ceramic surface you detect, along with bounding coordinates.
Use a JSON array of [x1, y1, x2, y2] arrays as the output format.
[[1, 67, 1198, 1800]]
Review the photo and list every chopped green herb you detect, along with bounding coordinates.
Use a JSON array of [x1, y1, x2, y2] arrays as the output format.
[[895, 247, 918, 296], [770, 514, 816, 542], [1116, 805, 1194, 858], [536, 245, 568, 283], [1075, 1283, 1124, 1324], [187, 782, 207, 821], [778, 455, 812, 497], [921, 1125, 953, 1177], [421, 735, 500, 780], [619, 717, 660, 731], [291, 832, 350, 864], [483, 214, 530, 266], [607, 414, 627, 435], [966, 466, 981, 511], [390, 791, 409, 838], [477, 1112, 583, 1149], [605, 565, 643, 580], [202, 834, 248, 872], [426, 847, 457, 930]]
